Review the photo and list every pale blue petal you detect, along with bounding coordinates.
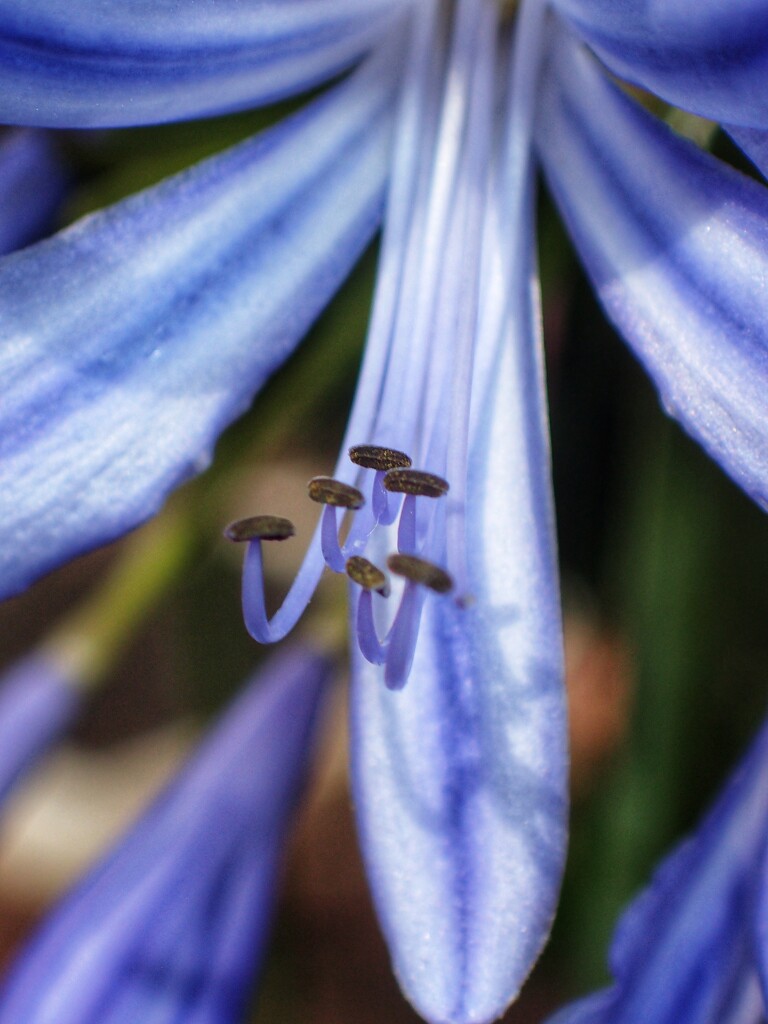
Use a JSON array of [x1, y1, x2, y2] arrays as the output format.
[[350, 4, 566, 1021], [552, 0, 768, 128], [0, 655, 79, 806], [544, 720, 768, 1024], [0, 644, 331, 1024], [0, 46, 399, 601], [0, 131, 66, 254], [0, 0, 408, 127], [536, 29, 768, 512]]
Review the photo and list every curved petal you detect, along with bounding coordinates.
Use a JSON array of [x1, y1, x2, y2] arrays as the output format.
[[350, 3, 566, 1021], [545, 721, 768, 1024], [0, 645, 331, 1024], [0, 131, 67, 254], [536, 28, 768, 513], [0, 0, 408, 127], [0, 47, 399, 601], [552, 0, 768, 128], [0, 654, 79, 807]]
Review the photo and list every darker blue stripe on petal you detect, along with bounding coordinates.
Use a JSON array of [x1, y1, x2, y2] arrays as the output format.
[[537, 27, 768, 512], [0, 0, 409, 126], [0, 46, 400, 599]]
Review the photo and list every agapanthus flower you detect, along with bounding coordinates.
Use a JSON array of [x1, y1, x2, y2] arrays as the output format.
[[0, 644, 330, 1024], [544, 715, 768, 1024], [2, 1, 768, 1022]]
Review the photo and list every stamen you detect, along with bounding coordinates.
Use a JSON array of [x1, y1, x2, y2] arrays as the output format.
[[387, 553, 453, 594], [397, 494, 417, 553], [383, 468, 449, 498], [224, 516, 295, 542], [307, 476, 365, 509], [354, 589, 388, 665], [346, 556, 390, 597], [371, 471, 393, 524], [384, 583, 424, 690], [349, 444, 413, 471], [320, 506, 346, 573]]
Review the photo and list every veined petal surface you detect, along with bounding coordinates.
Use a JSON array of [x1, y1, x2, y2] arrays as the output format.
[[350, 3, 566, 1021], [0, 0, 408, 127], [545, 720, 768, 1024], [0, 48, 398, 601], [0, 131, 66, 254], [537, 28, 768, 513], [551, 0, 768, 128], [0, 645, 330, 1024]]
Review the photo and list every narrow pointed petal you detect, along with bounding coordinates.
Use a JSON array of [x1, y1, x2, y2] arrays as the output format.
[[0, 48, 398, 601], [551, 0, 768, 128], [545, 721, 768, 1024], [537, 29, 768, 512], [0, 655, 79, 806], [0, 131, 66, 254], [0, 645, 331, 1024], [350, 4, 566, 1021], [0, 0, 408, 127]]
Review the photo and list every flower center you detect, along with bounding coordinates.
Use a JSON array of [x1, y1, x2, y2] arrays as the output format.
[[226, 443, 455, 691], [227, 0, 527, 690]]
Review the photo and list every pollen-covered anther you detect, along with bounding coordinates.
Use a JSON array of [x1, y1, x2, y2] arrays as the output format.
[[387, 553, 453, 594], [307, 476, 365, 509], [382, 468, 449, 498], [346, 556, 390, 597], [224, 515, 295, 542], [348, 444, 413, 471]]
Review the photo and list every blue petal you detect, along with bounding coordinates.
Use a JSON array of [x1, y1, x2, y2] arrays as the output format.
[[545, 991, 615, 1024], [0, 0, 408, 127], [0, 644, 330, 1024], [544, 720, 768, 1024], [536, 28, 768, 513], [0, 654, 79, 807], [551, 0, 768, 128], [0, 131, 66, 254], [350, 3, 567, 1020], [0, 46, 398, 602]]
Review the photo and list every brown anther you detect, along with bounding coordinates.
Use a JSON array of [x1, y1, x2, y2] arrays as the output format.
[[307, 476, 365, 509], [346, 556, 390, 596], [224, 515, 295, 542], [387, 553, 453, 594], [382, 468, 450, 498], [349, 444, 413, 471]]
